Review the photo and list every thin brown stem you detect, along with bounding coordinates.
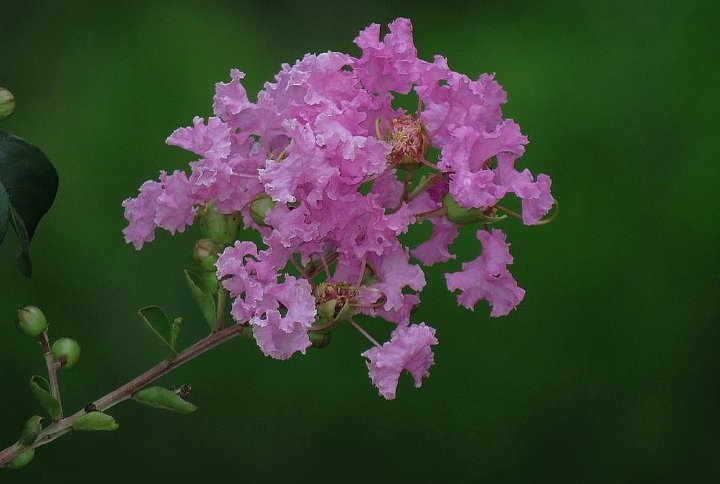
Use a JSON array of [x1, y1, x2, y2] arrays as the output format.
[[495, 205, 523, 220], [407, 173, 445, 203], [0, 323, 248, 468], [349, 318, 381, 348], [416, 206, 447, 223], [39, 331, 62, 421]]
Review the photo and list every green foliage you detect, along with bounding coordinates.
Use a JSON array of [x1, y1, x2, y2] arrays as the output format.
[[7, 448, 34, 469], [137, 306, 178, 360], [184, 270, 216, 330], [20, 416, 43, 446], [133, 386, 197, 414], [29, 376, 60, 420], [72, 412, 119, 432], [0, 132, 58, 277]]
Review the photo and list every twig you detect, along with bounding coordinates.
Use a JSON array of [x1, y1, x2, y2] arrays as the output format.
[[0, 323, 248, 468]]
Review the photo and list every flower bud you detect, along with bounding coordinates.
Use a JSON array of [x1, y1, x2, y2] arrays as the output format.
[[16, 306, 47, 338], [441, 193, 507, 225], [198, 203, 241, 245], [21, 416, 43, 445], [249, 195, 276, 227], [0, 87, 15, 121], [309, 331, 331, 349], [52, 338, 81, 370], [7, 448, 34, 469], [192, 238, 223, 271]]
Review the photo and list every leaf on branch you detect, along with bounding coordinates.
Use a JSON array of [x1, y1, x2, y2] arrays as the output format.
[[29, 375, 61, 420], [184, 270, 216, 330], [72, 412, 119, 431], [137, 306, 178, 360], [133, 386, 198, 414], [0, 131, 59, 277]]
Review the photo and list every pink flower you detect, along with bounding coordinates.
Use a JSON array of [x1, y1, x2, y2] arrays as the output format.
[[166, 116, 231, 159], [123, 17, 554, 398], [363, 323, 438, 400], [445, 229, 525, 317]]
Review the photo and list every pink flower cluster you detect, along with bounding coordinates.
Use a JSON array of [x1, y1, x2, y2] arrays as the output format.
[[123, 18, 553, 399]]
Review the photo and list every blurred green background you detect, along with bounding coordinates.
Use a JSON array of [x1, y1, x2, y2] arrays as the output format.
[[1, 1, 719, 482]]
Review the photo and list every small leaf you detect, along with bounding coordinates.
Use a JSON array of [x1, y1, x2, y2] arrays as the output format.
[[7, 448, 35, 469], [0, 132, 59, 277], [72, 412, 119, 431], [168, 317, 182, 359], [133, 386, 198, 414], [21, 415, 44, 445], [29, 375, 60, 420], [184, 270, 216, 330], [138, 306, 177, 359]]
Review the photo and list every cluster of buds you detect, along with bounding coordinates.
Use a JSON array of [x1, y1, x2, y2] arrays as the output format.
[[122, 18, 555, 399]]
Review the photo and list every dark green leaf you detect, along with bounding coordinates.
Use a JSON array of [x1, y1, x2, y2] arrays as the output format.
[[29, 375, 61, 420], [137, 306, 177, 359], [0, 132, 59, 277], [0, 180, 8, 244], [184, 270, 216, 330], [10, 207, 32, 277], [72, 412, 119, 431], [133, 386, 197, 414]]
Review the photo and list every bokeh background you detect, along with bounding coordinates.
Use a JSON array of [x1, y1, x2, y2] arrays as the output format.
[[1, 1, 719, 482]]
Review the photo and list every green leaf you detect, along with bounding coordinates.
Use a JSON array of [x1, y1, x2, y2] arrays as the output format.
[[184, 270, 216, 330], [29, 375, 61, 420], [137, 306, 177, 359], [7, 448, 35, 469], [21, 415, 44, 445], [133, 386, 198, 414], [0, 181, 8, 244], [72, 412, 119, 431], [0, 132, 59, 277]]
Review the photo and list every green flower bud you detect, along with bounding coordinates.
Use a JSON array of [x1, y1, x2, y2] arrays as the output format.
[[7, 448, 34, 469], [16, 306, 47, 338], [51, 338, 81, 370], [441, 193, 508, 225], [198, 203, 241, 245], [309, 331, 331, 349], [21, 416, 43, 445], [0, 87, 15, 121], [249, 195, 276, 227], [192, 238, 223, 271]]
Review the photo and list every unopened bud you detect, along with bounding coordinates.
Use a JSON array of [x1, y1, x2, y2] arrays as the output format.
[[309, 331, 331, 349], [249, 195, 276, 227], [198, 203, 241, 245], [52, 338, 81, 370], [192, 238, 223, 271], [0, 87, 15, 121], [16, 306, 47, 338], [441, 193, 507, 225]]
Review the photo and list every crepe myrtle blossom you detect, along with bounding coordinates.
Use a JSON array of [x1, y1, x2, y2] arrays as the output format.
[[122, 18, 556, 399]]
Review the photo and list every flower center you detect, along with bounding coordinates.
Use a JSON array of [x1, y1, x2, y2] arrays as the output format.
[[387, 115, 430, 168]]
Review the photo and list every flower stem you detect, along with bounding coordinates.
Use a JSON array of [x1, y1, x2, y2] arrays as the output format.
[[0, 322, 248, 468], [39, 331, 62, 421]]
